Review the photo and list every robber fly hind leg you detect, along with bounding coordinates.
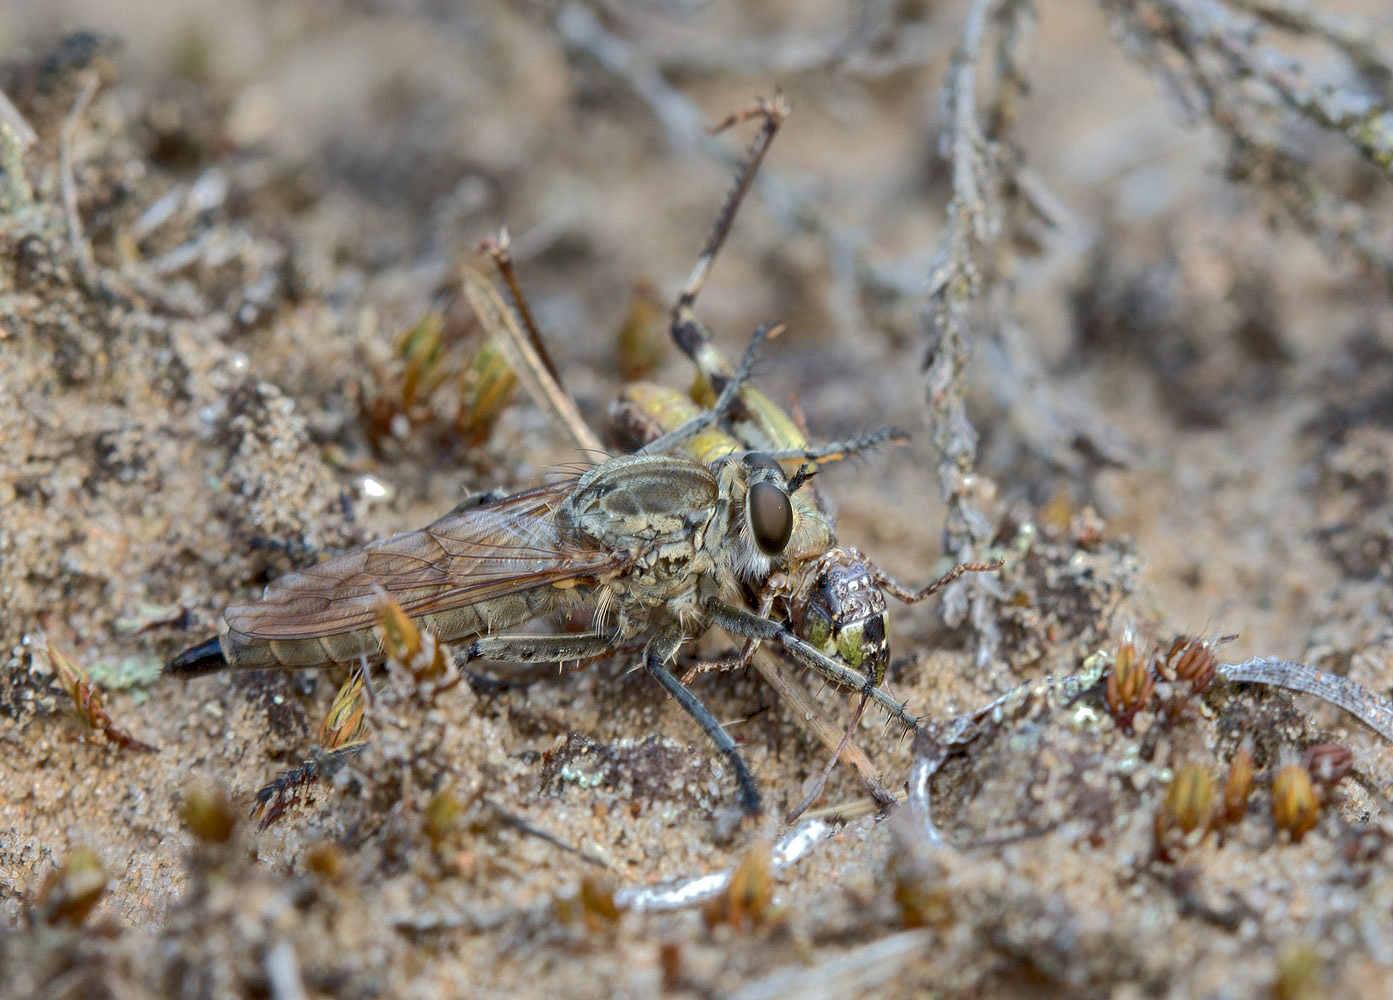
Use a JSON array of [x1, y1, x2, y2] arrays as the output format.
[[642, 625, 762, 817], [456, 629, 620, 694], [461, 632, 623, 668], [462, 626, 763, 815]]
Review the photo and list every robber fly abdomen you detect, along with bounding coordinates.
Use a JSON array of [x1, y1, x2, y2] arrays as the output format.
[[170, 482, 602, 674]]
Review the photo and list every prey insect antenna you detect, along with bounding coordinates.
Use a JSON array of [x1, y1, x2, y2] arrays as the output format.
[[875, 558, 1005, 605], [787, 692, 869, 824]]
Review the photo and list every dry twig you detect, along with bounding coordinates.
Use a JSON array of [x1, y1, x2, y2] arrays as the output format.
[[57, 72, 99, 288], [1103, 0, 1393, 280], [922, 0, 1038, 661]]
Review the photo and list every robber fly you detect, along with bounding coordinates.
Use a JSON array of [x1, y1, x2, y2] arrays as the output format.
[[168, 330, 920, 817]]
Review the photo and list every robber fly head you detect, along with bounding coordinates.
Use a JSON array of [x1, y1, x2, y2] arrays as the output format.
[[714, 451, 795, 584]]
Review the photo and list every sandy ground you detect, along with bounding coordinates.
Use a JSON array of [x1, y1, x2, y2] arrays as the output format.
[[4, 2, 1393, 997]]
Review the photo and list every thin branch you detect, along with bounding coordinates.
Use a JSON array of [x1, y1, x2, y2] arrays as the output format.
[[615, 819, 831, 912], [1104, 0, 1393, 281], [922, 0, 1038, 660], [0, 87, 37, 149], [58, 72, 99, 289], [1230, 0, 1393, 84]]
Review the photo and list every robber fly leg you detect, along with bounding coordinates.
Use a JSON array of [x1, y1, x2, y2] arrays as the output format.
[[643, 626, 762, 817], [460, 632, 622, 667], [874, 559, 1005, 604], [680, 639, 761, 685], [708, 600, 922, 735], [681, 590, 776, 685], [252, 742, 368, 830]]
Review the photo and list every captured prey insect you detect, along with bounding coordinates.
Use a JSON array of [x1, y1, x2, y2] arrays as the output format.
[[609, 91, 999, 690], [467, 92, 999, 814], [167, 329, 922, 817]]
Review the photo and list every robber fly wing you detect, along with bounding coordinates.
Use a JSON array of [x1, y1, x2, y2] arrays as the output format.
[[226, 482, 627, 641]]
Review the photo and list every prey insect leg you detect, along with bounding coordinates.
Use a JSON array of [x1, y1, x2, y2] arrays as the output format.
[[671, 91, 790, 359], [477, 228, 565, 389], [643, 626, 762, 817], [761, 426, 911, 467], [875, 559, 1005, 605], [253, 743, 367, 829], [785, 692, 870, 825], [637, 320, 781, 456]]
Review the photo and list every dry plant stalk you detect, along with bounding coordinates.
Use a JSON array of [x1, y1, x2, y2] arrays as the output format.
[[37, 638, 157, 753], [923, 0, 1038, 661]]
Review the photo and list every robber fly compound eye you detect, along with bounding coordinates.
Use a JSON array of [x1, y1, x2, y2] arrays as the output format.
[[744, 452, 782, 473], [748, 481, 793, 555]]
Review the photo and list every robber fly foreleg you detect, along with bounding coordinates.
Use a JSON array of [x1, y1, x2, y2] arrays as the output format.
[[463, 622, 766, 817], [707, 600, 922, 736], [463, 625, 764, 817]]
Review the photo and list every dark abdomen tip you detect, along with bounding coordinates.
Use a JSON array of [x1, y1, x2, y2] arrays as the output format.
[[166, 637, 228, 677]]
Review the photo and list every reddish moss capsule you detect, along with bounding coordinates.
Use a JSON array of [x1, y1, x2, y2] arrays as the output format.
[[182, 785, 237, 844], [579, 877, 622, 933], [1159, 635, 1221, 691], [1166, 761, 1214, 835], [704, 840, 776, 932], [1272, 762, 1320, 843], [376, 596, 450, 682], [317, 672, 368, 751], [1222, 744, 1255, 825], [1105, 634, 1155, 731], [36, 847, 107, 926]]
